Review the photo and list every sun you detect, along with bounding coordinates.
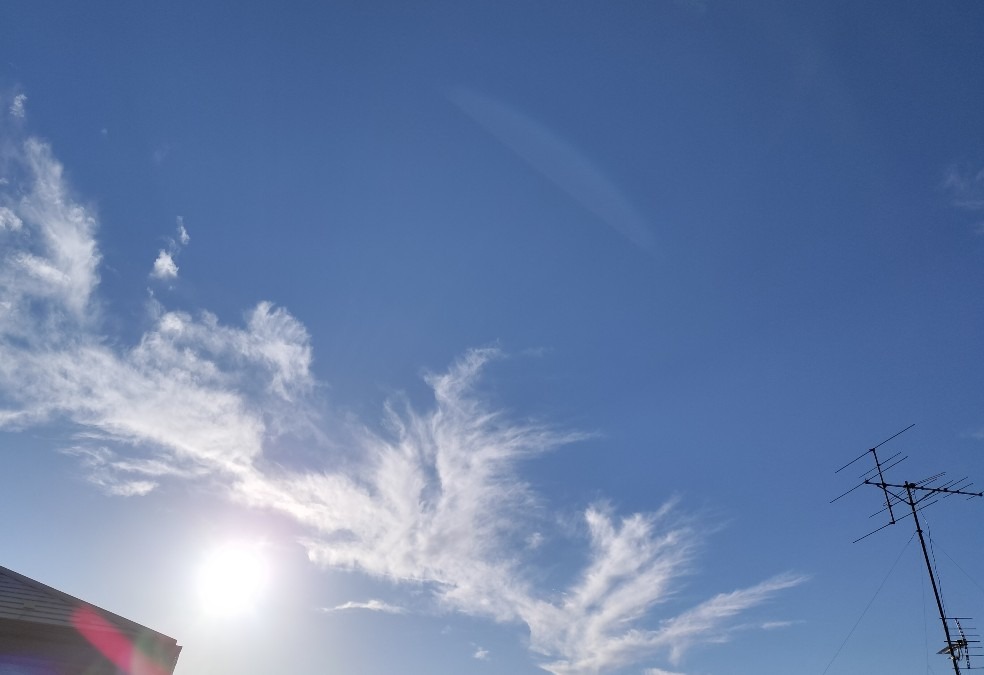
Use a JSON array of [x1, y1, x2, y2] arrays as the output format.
[[197, 543, 268, 617]]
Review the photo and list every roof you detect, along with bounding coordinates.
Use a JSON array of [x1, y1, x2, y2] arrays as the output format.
[[0, 564, 181, 674]]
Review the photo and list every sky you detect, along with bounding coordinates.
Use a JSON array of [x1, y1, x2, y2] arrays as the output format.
[[1, 2, 983, 674]]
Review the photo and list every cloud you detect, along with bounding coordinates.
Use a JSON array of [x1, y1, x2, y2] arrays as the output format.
[[321, 599, 407, 615], [0, 122, 802, 675], [149, 216, 191, 281], [0, 138, 101, 337], [9, 94, 26, 118], [527, 506, 805, 674], [177, 216, 190, 245], [0, 206, 23, 230], [654, 574, 806, 663], [473, 646, 490, 660], [61, 445, 206, 497], [943, 164, 984, 233], [760, 619, 800, 630], [943, 164, 984, 210], [151, 250, 178, 279], [642, 669, 686, 675], [451, 89, 655, 251]]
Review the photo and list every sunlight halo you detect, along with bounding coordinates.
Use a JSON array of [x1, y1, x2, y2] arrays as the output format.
[[197, 543, 269, 617]]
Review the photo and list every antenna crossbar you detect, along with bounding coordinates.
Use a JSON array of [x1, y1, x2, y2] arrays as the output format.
[[864, 480, 984, 499]]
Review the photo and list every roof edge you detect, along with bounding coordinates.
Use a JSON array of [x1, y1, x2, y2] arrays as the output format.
[[0, 564, 180, 647]]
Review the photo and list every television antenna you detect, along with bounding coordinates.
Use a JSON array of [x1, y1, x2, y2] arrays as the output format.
[[832, 424, 983, 674]]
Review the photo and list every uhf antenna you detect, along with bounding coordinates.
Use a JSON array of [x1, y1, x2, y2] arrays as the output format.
[[832, 425, 984, 674]]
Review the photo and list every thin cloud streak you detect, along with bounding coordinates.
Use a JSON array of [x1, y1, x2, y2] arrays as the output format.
[[943, 163, 984, 234], [0, 124, 802, 675], [451, 88, 655, 251], [322, 600, 408, 615], [943, 164, 984, 211]]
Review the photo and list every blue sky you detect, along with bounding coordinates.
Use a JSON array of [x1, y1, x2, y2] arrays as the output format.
[[1, 2, 983, 673]]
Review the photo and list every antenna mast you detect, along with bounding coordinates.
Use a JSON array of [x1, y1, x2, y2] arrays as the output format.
[[833, 425, 983, 674]]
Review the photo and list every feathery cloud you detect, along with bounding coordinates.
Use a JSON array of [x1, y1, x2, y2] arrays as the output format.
[[322, 600, 407, 615], [760, 620, 800, 630], [0, 206, 22, 231], [0, 138, 101, 339], [0, 123, 802, 675], [943, 164, 984, 211], [177, 216, 190, 245], [943, 164, 984, 234], [9, 94, 27, 118]]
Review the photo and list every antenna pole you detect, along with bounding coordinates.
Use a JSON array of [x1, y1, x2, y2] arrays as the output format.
[[834, 430, 982, 671], [906, 481, 961, 675]]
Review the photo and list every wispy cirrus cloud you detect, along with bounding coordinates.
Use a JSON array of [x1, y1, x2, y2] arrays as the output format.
[[0, 205, 22, 230], [9, 94, 26, 118], [0, 104, 801, 675], [760, 619, 801, 630], [942, 163, 984, 233], [0, 139, 100, 334], [451, 88, 655, 251], [321, 599, 407, 615]]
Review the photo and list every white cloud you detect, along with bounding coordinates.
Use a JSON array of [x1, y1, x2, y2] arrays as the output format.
[[177, 216, 189, 245], [943, 164, 984, 211], [151, 250, 178, 279], [473, 646, 490, 660], [943, 164, 984, 234], [760, 619, 800, 630], [62, 444, 206, 497], [642, 669, 686, 675], [9, 94, 26, 118], [322, 599, 407, 615], [0, 124, 803, 675], [0, 138, 100, 340], [0, 139, 312, 481], [149, 217, 191, 281], [0, 206, 22, 231]]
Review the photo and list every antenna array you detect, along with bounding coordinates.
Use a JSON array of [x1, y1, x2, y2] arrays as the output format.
[[832, 425, 983, 674]]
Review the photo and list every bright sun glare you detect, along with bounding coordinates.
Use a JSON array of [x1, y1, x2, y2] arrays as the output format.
[[197, 543, 268, 617]]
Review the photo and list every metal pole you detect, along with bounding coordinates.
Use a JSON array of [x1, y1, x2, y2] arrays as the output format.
[[905, 482, 961, 675]]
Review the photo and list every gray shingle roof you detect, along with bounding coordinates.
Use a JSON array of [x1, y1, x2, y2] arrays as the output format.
[[0, 564, 181, 674]]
